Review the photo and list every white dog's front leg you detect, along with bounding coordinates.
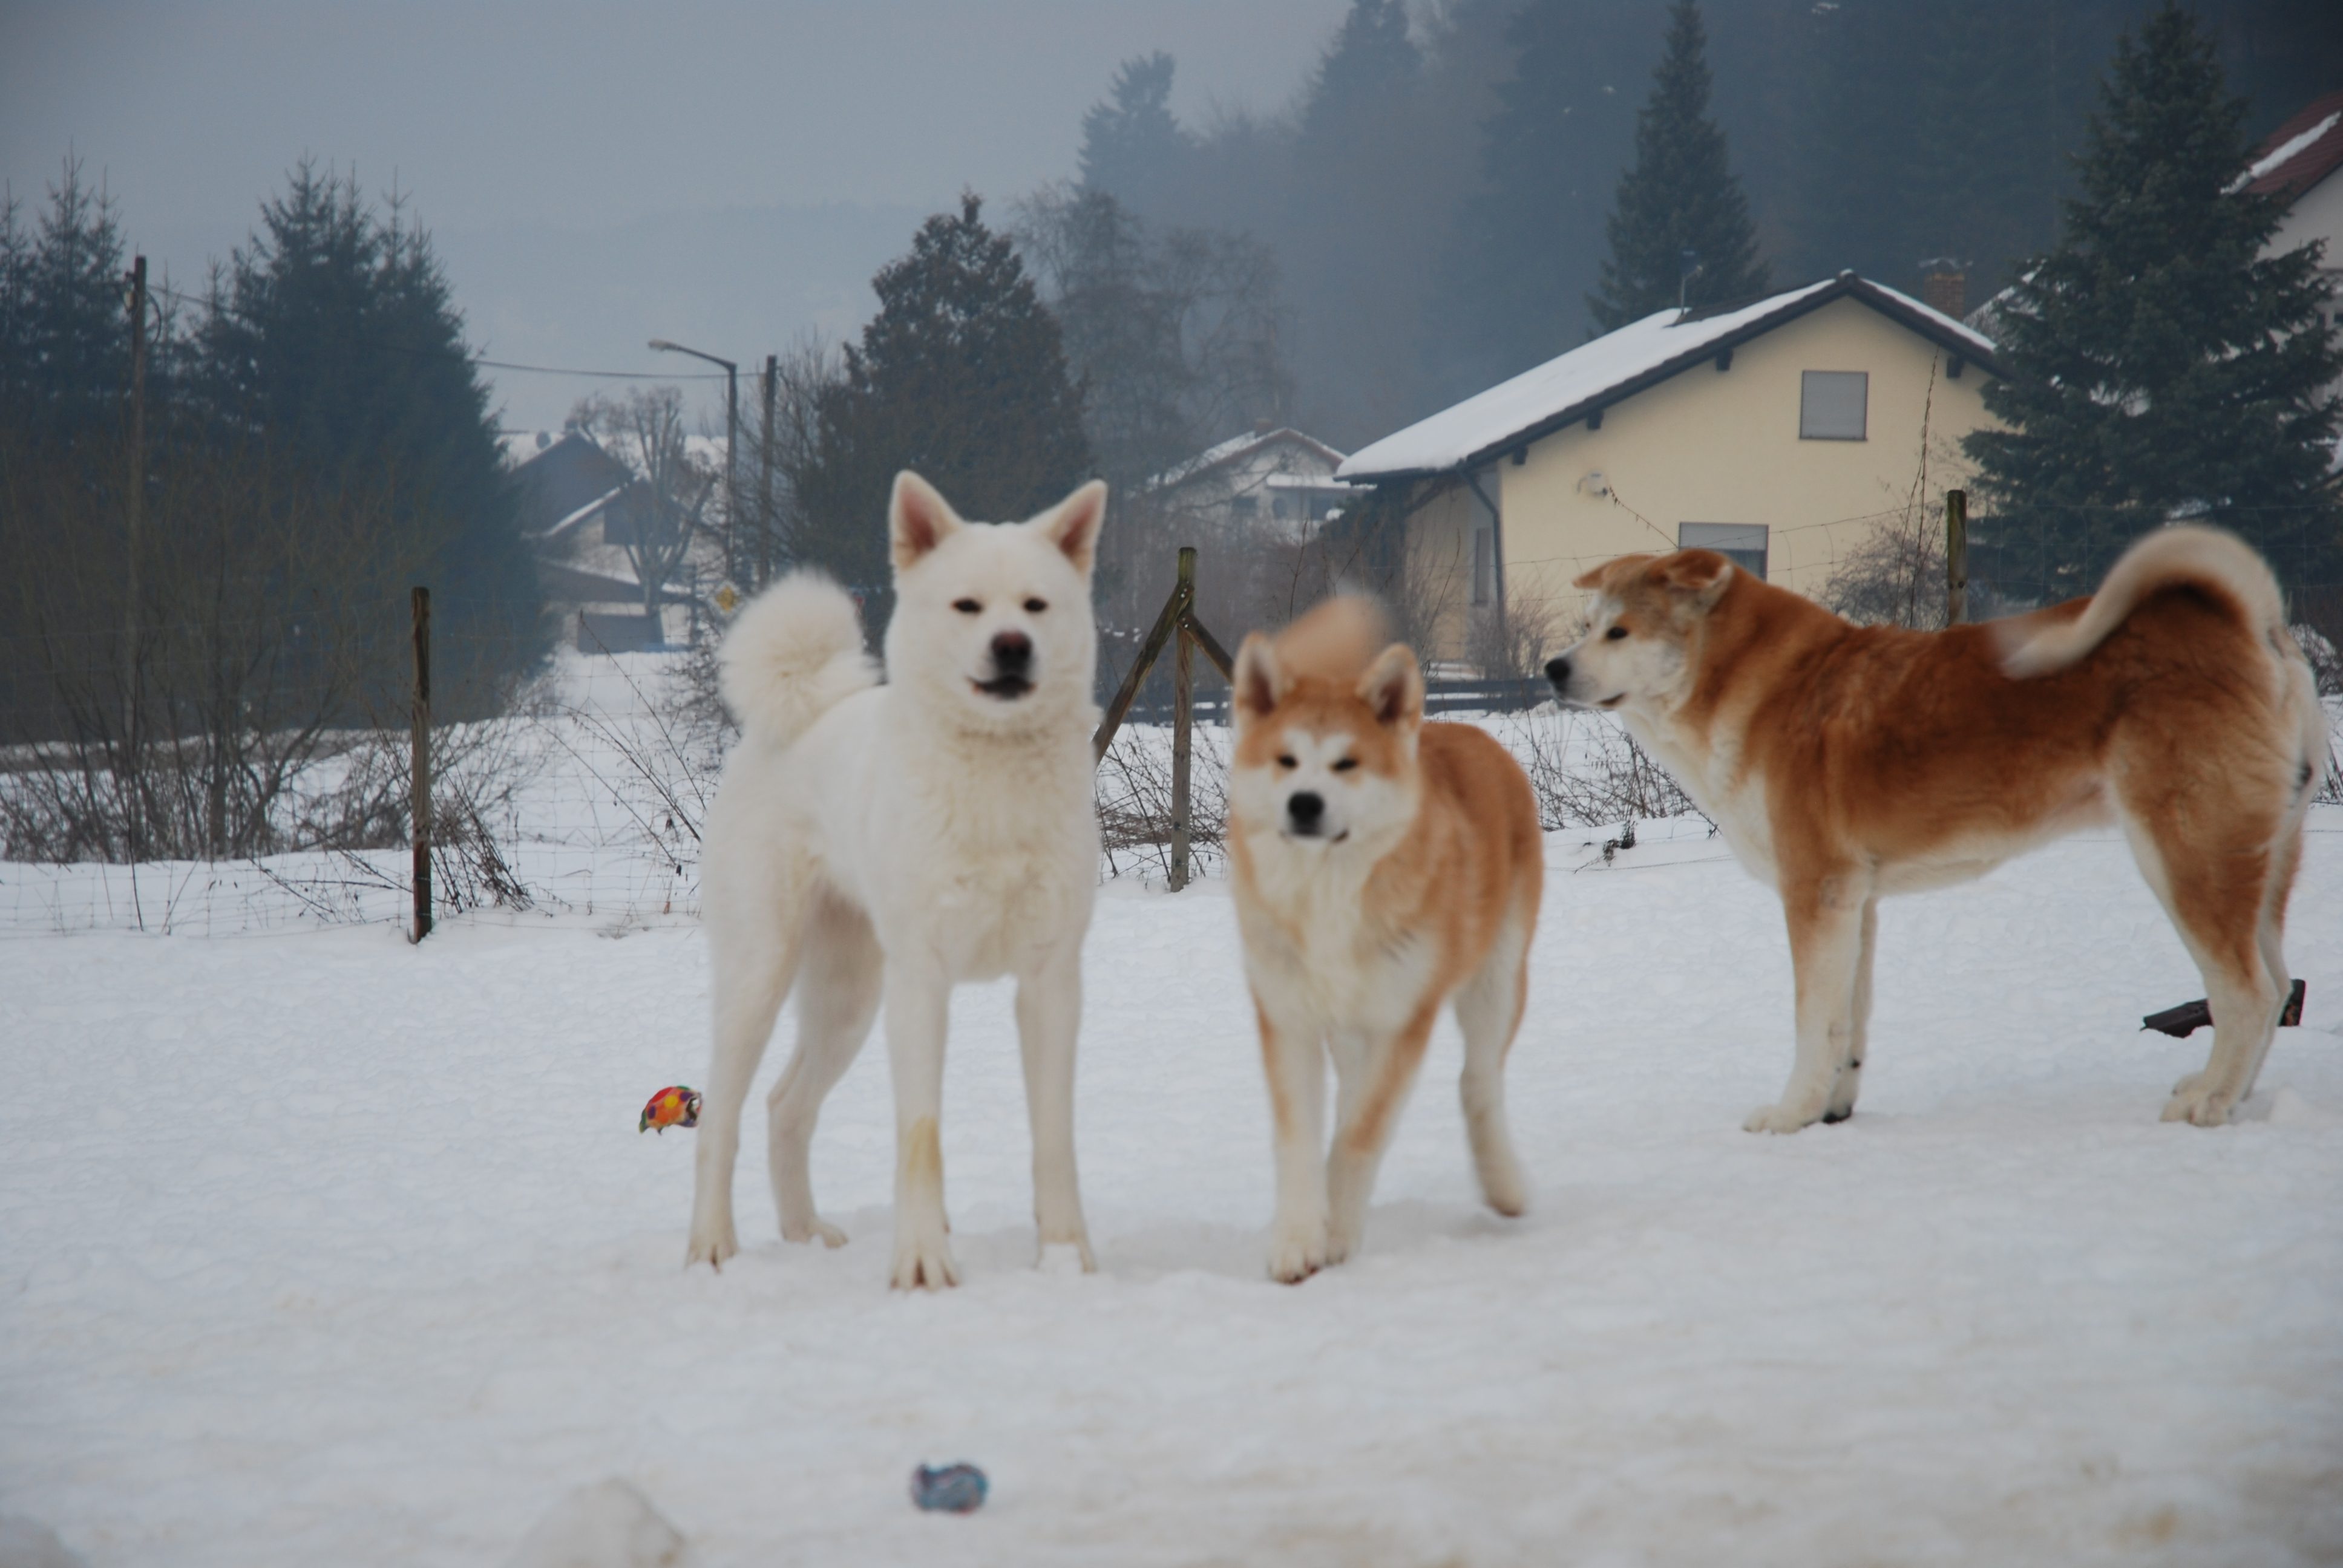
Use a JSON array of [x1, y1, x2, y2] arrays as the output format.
[[1256, 998, 1329, 1283], [883, 965, 959, 1290], [687, 913, 801, 1269], [1016, 949, 1094, 1272], [1746, 880, 1867, 1134]]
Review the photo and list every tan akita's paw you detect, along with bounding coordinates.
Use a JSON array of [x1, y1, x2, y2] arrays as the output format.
[[685, 1218, 739, 1270], [1267, 1223, 1328, 1284], [1743, 1100, 1821, 1134], [2161, 1076, 2238, 1126], [891, 1230, 961, 1291]]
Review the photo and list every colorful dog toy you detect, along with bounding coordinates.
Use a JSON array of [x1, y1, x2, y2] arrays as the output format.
[[909, 1463, 988, 1514], [639, 1085, 702, 1134]]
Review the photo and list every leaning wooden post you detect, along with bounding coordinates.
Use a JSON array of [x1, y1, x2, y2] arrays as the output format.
[[1945, 488, 1968, 627], [410, 586, 433, 942], [1170, 546, 1197, 892]]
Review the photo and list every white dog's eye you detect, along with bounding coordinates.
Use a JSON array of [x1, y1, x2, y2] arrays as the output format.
[[1604, 626, 1628, 641], [1276, 754, 1297, 769], [953, 598, 981, 615], [1332, 758, 1358, 773], [1024, 598, 1047, 613]]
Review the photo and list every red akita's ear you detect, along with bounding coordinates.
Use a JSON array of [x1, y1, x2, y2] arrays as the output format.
[[1653, 549, 1734, 609], [1573, 554, 1654, 592], [1357, 642, 1423, 728], [890, 471, 964, 572], [1035, 479, 1107, 576], [1233, 632, 1283, 722]]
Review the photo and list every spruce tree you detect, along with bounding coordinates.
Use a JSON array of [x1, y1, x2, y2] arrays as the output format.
[[1078, 53, 1191, 214], [196, 162, 541, 671], [796, 194, 1093, 619], [1, 159, 134, 445], [1962, 4, 2343, 592], [1447, 0, 1663, 388], [1588, 0, 1770, 333]]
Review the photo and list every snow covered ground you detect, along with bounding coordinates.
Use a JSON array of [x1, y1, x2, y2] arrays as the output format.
[[4, 808, 2341, 1565]]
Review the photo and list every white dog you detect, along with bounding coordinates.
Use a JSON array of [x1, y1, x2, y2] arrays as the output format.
[[685, 470, 1107, 1289]]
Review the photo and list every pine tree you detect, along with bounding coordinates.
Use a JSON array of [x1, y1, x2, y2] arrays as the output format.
[[1962, 4, 2343, 592], [796, 194, 1093, 616], [0, 159, 133, 444], [1296, 0, 1420, 157], [196, 162, 541, 670], [1078, 53, 1191, 214], [1446, 0, 1665, 388], [1588, 0, 1769, 332]]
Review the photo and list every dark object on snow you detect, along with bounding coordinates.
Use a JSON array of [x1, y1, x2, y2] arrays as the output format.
[[2141, 979, 2306, 1037], [911, 1463, 988, 1514]]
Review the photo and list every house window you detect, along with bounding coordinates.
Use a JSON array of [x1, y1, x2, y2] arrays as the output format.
[[1679, 523, 1768, 581], [1272, 495, 1293, 521], [1799, 370, 1868, 440], [1472, 525, 1493, 606], [1230, 493, 1259, 518]]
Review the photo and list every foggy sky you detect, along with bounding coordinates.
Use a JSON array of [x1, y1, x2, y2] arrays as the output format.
[[1, 0, 1350, 429]]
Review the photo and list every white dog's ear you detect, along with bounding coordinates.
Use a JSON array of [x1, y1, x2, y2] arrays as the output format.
[[1357, 642, 1423, 728], [1035, 479, 1107, 576], [1233, 632, 1283, 721], [890, 471, 963, 572]]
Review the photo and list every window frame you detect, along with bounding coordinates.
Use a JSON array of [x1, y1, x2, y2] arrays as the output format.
[[1677, 522, 1769, 581], [1798, 369, 1869, 442]]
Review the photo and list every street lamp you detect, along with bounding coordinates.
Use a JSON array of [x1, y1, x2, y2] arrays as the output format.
[[647, 338, 740, 589]]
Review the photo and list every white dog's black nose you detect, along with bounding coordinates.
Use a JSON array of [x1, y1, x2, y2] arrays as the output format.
[[991, 631, 1032, 674], [1287, 792, 1325, 833], [1544, 655, 1570, 688]]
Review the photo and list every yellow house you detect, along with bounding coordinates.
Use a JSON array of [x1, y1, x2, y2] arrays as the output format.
[[1335, 273, 2006, 662]]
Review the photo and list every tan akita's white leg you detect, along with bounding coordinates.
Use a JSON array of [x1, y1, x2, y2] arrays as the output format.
[[765, 892, 880, 1249], [1326, 1005, 1439, 1263], [883, 962, 958, 1290], [1256, 997, 1329, 1283], [1453, 918, 1532, 1217], [689, 898, 807, 1268], [1746, 880, 1866, 1134], [1015, 946, 1095, 1271], [1822, 898, 1879, 1124]]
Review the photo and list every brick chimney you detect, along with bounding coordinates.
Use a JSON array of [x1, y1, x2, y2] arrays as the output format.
[[1919, 258, 1967, 319]]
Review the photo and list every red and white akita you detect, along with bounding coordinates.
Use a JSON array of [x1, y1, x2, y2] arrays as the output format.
[[1228, 598, 1545, 1282], [1545, 525, 2326, 1132]]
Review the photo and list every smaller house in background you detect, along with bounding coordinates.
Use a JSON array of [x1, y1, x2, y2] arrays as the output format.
[[504, 426, 725, 653], [1146, 424, 1358, 541]]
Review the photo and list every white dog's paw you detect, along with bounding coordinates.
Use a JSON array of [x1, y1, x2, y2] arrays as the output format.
[[783, 1217, 848, 1249], [891, 1229, 961, 1292], [1267, 1223, 1328, 1285], [1743, 1100, 1823, 1135], [684, 1218, 739, 1271], [2162, 1077, 2238, 1127], [1036, 1238, 1094, 1276]]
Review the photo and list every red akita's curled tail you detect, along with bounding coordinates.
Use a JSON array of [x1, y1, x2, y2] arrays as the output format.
[[1997, 524, 2293, 681]]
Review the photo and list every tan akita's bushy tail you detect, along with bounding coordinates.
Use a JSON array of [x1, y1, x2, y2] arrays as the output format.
[[1997, 524, 2292, 680], [718, 572, 881, 746]]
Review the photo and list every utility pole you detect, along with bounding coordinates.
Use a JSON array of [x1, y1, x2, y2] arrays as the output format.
[[759, 353, 778, 589], [123, 255, 148, 859]]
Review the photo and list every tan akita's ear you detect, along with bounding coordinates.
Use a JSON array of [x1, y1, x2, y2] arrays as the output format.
[[1357, 642, 1423, 728], [1233, 632, 1283, 722], [1573, 554, 1654, 591], [1653, 549, 1735, 609], [1034, 479, 1107, 577], [890, 471, 963, 572]]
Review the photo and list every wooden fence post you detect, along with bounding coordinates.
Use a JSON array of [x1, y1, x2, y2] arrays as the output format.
[[1945, 488, 1968, 627], [410, 586, 433, 942], [1170, 546, 1196, 892]]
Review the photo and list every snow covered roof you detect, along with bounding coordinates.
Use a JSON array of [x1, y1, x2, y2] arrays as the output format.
[[1149, 426, 1351, 492], [1338, 273, 2005, 482], [2238, 92, 2343, 203]]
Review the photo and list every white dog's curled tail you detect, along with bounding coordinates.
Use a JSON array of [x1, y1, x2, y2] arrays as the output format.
[[719, 572, 880, 746], [1997, 524, 2292, 680]]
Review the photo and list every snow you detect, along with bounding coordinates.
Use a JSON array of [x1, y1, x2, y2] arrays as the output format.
[[2234, 111, 2342, 194], [4, 779, 2341, 1563], [1339, 276, 1998, 480]]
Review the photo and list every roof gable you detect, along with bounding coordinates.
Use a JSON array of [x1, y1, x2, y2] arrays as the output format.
[[2241, 91, 2343, 203], [1337, 273, 2003, 481], [1149, 426, 1349, 491]]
